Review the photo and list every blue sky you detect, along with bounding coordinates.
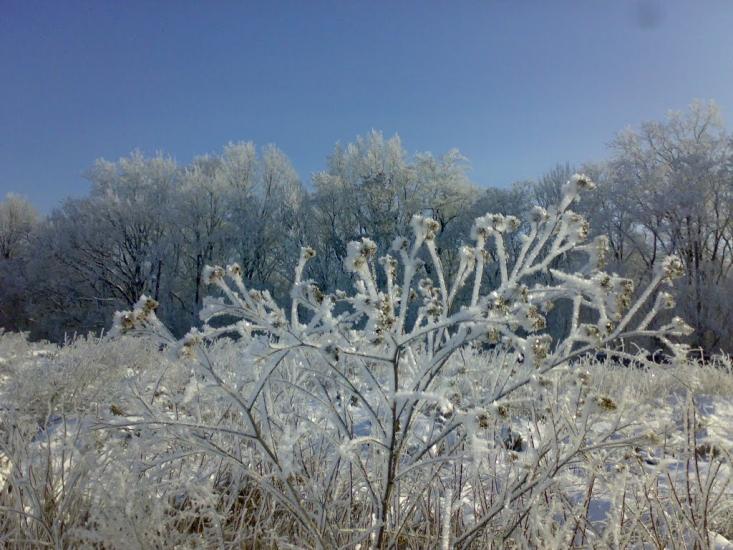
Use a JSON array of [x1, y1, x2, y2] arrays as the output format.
[[1, 1, 732, 212]]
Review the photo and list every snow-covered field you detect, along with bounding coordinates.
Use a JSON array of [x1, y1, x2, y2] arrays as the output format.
[[1, 330, 731, 548]]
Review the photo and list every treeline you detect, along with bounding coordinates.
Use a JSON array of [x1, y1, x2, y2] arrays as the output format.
[[1, 101, 731, 353]]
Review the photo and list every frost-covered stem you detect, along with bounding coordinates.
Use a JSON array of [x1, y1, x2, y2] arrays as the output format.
[[426, 330, 472, 384], [215, 276, 254, 314], [518, 214, 560, 277], [311, 354, 388, 439], [354, 359, 391, 424], [107, 418, 325, 546], [398, 310, 474, 348], [396, 422, 463, 476], [470, 238, 486, 307], [611, 270, 665, 338], [522, 240, 575, 278], [354, 263, 379, 305], [382, 257, 396, 317], [447, 257, 471, 310], [440, 487, 452, 550], [396, 253, 416, 334], [494, 324, 674, 404], [392, 342, 465, 483], [407, 326, 470, 397], [426, 240, 448, 317], [637, 293, 664, 331], [571, 473, 597, 546], [195, 348, 324, 545], [493, 232, 508, 286], [510, 223, 538, 281], [455, 463, 553, 548], [457, 418, 599, 548], [427, 240, 450, 344], [571, 294, 582, 331], [332, 345, 392, 364], [290, 248, 311, 328], [374, 353, 401, 550]]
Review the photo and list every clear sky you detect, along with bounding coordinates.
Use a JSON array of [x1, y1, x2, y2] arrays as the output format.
[[1, 1, 732, 212]]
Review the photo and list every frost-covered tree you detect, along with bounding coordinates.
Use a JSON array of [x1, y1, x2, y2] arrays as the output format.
[[6, 118, 730, 355], [22, 153, 178, 339], [169, 143, 305, 328], [532, 163, 575, 210], [7, 145, 307, 339], [0, 194, 38, 260], [307, 131, 477, 291], [0, 194, 39, 330], [225, 142, 304, 290], [172, 153, 233, 325], [607, 100, 733, 353], [80, 151, 177, 307]]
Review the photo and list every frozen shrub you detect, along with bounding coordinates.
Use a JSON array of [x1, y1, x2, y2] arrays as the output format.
[[106, 174, 702, 548]]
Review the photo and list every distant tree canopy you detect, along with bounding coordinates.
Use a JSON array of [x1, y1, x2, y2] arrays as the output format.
[[1, 104, 731, 353]]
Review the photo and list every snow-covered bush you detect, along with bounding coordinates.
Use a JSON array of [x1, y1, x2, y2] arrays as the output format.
[[1, 345, 731, 546], [96, 173, 714, 548], [0, 334, 197, 547]]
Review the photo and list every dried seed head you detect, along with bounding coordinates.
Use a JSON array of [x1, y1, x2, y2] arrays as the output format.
[[592, 235, 609, 270], [670, 316, 694, 336], [577, 370, 591, 386], [391, 236, 409, 252], [581, 324, 600, 341], [573, 173, 596, 190], [530, 335, 552, 362], [594, 395, 617, 412], [360, 238, 377, 258], [424, 218, 440, 240], [227, 263, 243, 278], [530, 206, 549, 223], [658, 291, 676, 310], [141, 297, 159, 315], [662, 255, 685, 281], [563, 173, 596, 196], [203, 265, 225, 285], [119, 311, 136, 332], [180, 330, 202, 358], [486, 328, 501, 344]]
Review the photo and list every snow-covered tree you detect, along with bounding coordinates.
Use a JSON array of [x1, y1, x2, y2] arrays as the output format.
[[307, 131, 478, 291], [0, 194, 39, 330], [607, 101, 733, 353], [0, 194, 38, 261]]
